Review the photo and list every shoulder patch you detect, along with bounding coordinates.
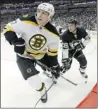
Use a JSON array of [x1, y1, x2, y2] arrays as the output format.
[[22, 14, 29, 18], [19, 15, 37, 24]]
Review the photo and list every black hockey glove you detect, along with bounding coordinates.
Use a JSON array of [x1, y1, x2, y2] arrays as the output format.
[[51, 65, 61, 79], [61, 58, 71, 73], [75, 42, 85, 51], [14, 38, 25, 55]]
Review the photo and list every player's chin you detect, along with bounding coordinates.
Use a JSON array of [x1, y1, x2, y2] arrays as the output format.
[[37, 20, 43, 26], [69, 30, 73, 32]]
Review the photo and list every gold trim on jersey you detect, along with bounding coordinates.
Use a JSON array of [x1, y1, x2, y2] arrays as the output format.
[[3, 25, 14, 33], [47, 52, 58, 56], [26, 48, 47, 54], [22, 20, 38, 26], [47, 48, 58, 56], [48, 48, 58, 52], [24, 49, 46, 58], [27, 53, 45, 57]]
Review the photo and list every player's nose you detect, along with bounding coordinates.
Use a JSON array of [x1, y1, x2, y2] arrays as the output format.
[[38, 12, 43, 18]]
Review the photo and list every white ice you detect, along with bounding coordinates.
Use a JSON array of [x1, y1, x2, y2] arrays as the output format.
[[1, 33, 97, 108]]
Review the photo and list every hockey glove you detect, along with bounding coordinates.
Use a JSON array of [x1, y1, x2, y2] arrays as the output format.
[[61, 58, 71, 73], [75, 42, 85, 51], [14, 38, 25, 55], [51, 65, 61, 79]]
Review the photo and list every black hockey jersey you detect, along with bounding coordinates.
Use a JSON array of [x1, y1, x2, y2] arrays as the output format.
[[62, 27, 88, 43], [61, 27, 90, 59]]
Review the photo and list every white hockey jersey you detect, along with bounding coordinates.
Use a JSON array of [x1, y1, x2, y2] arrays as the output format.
[[3, 15, 60, 60]]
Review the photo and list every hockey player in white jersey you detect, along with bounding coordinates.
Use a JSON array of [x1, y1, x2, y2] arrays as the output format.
[[61, 19, 91, 78], [3, 3, 61, 103]]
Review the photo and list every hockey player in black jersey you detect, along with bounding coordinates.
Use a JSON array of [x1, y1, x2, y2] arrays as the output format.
[[61, 19, 91, 78], [3, 3, 61, 103]]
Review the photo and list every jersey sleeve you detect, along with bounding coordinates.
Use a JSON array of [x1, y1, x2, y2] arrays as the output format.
[[79, 28, 91, 46], [83, 34, 91, 46], [81, 28, 88, 38], [47, 38, 59, 57], [47, 35, 59, 66], [3, 19, 23, 45], [46, 23, 60, 57], [3, 18, 22, 37]]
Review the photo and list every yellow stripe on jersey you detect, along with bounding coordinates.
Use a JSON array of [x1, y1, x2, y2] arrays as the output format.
[[47, 48, 58, 56], [3, 25, 14, 33], [26, 48, 47, 54], [22, 20, 38, 26], [27, 53, 44, 57], [24, 50, 45, 58], [44, 28, 59, 37], [47, 52, 58, 56], [48, 48, 58, 52]]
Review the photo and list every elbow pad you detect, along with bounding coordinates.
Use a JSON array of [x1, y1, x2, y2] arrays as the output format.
[[4, 31, 18, 45]]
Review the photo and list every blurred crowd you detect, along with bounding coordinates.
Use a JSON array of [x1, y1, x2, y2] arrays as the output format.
[[1, 3, 97, 32], [53, 10, 97, 31]]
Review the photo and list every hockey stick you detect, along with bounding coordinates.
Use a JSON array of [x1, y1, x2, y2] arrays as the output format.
[[26, 53, 57, 83], [43, 69, 77, 86], [60, 75, 77, 86], [34, 81, 55, 108], [26, 53, 77, 86]]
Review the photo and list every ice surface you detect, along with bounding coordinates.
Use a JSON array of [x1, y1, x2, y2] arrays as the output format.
[[1, 33, 97, 108]]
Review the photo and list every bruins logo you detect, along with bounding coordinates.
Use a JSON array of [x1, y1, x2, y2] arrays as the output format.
[[29, 34, 46, 50]]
